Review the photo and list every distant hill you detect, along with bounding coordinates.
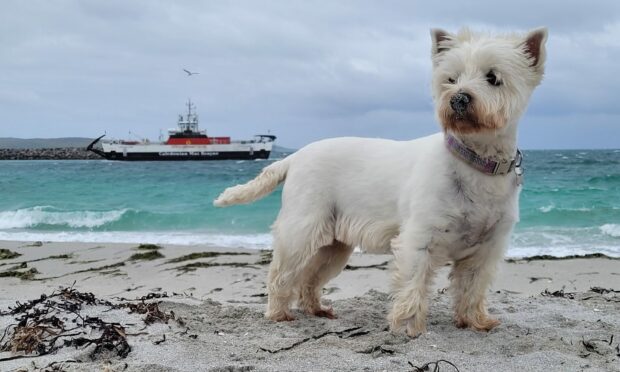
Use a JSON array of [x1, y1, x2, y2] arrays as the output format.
[[272, 145, 296, 154], [0, 137, 95, 149]]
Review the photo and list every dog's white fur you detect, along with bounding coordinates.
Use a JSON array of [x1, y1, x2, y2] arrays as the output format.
[[214, 28, 547, 337]]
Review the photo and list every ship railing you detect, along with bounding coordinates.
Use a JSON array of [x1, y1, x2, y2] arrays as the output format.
[[102, 139, 151, 145], [233, 135, 277, 144]]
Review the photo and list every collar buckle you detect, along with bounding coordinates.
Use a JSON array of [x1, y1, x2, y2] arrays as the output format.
[[493, 159, 514, 175]]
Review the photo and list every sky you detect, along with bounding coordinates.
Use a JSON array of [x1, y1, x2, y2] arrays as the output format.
[[1, 1, 619, 149]]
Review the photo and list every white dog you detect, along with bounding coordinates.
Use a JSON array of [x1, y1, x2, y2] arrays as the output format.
[[214, 27, 547, 337]]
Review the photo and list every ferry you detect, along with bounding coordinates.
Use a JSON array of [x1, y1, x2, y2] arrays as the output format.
[[87, 100, 276, 161]]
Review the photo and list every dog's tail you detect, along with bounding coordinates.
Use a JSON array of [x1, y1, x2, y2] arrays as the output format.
[[213, 158, 290, 207]]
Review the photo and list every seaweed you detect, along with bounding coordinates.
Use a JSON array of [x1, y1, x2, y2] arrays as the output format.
[[67, 259, 103, 265], [345, 261, 389, 271], [256, 250, 272, 265], [135, 243, 162, 251], [0, 286, 182, 362], [141, 292, 170, 300], [165, 251, 250, 264], [4, 262, 27, 270], [408, 359, 460, 372], [129, 251, 165, 261], [172, 261, 259, 274], [0, 249, 21, 260], [529, 276, 552, 283], [358, 344, 394, 356], [26, 254, 73, 262], [541, 289, 575, 299], [590, 287, 620, 294], [70, 262, 125, 275], [47, 254, 72, 260], [62, 317, 131, 360], [506, 253, 619, 263], [259, 326, 363, 354], [3, 254, 73, 267], [110, 292, 176, 325], [0, 267, 39, 280], [0, 286, 127, 361], [117, 300, 175, 325], [153, 334, 166, 345], [34, 360, 80, 371], [581, 338, 604, 356]]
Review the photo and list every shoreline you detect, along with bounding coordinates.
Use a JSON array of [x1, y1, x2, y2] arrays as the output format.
[[0, 148, 100, 160], [1, 236, 619, 259], [1, 239, 619, 299], [1, 240, 619, 371]]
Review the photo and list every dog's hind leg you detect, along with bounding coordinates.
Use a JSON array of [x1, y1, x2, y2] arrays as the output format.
[[265, 209, 336, 321], [388, 231, 443, 338], [265, 237, 303, 321], [297, 240, 353, 319]]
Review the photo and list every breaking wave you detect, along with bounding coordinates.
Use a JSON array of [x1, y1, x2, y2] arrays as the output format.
[[600, 224, 620, 238], [537, 205, 593, 214], [0, 206, 129, 229]]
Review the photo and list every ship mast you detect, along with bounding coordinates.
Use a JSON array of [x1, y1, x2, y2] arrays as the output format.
[[177, 99, 200, 133]]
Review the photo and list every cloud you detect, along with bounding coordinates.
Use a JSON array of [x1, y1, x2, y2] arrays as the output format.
[[0, 1, 618, 148]]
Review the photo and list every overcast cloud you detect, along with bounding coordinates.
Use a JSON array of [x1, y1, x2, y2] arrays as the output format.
[[1, 1, 619, 149]]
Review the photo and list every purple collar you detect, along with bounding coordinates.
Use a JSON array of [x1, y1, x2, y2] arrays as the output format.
[[445, 134, 522, 176]]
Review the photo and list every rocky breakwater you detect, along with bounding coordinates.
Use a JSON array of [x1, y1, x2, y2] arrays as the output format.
[[0, 147, 101, 160]]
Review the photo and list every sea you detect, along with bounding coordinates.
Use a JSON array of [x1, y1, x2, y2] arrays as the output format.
[[0, 149, 619, 258]]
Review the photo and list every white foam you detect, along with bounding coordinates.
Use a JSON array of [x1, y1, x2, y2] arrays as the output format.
[[0, 207, 128, 229], [0, 231, 273, 249], [507, 245, 620, 258], [510, 226, 620, 258], [600, 224, 620, 238], [539, 232, 575, 245], [537, 205, 592, 213], [539, 204, 554, 213]]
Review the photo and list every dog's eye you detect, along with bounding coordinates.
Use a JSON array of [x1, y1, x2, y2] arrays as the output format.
[[447, 77, 456, 84], [486, 71, 501, 86]]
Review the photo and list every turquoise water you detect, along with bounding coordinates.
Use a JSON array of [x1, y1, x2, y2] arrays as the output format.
[[0, 149, 619, 257]]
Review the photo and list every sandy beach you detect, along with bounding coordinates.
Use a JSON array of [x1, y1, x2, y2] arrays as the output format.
[[1, 240, 619, 371]]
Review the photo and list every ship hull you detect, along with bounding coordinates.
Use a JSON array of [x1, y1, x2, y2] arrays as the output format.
[[87, 134, 275, 161], [98, 150, 271, 161]]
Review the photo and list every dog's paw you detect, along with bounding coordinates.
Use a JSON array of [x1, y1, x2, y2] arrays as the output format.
[[406, 322, 427, 338], [405, 315, 428, 338], [455, 315, 500, 331], [309, 306, 337, 319], [388, 315, 427, 338], [265, 310, 296, 322], [388, 302, 428, 338]]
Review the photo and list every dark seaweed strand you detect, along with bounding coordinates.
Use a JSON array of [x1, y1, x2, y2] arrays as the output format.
[[0, 286, 183, 362]]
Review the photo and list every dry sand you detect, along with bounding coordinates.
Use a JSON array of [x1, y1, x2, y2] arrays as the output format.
[[0, 240, 619, 371]]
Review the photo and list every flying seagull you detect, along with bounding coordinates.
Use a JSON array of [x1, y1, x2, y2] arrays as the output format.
[[183, 69, 199, 76]]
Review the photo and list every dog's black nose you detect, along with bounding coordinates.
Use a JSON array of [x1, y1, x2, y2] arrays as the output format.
[[450, 92, 472, 116]]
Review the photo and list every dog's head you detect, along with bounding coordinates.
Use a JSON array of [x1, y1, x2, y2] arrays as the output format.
[[430, 28, 547, 135]]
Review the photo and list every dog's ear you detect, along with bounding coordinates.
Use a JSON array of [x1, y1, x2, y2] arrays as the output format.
[[522, 27, 548, 69], [431, 28, 453, 57]]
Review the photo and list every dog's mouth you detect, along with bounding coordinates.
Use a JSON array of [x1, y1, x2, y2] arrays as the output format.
[[439, 104, 506, 135], [441, 113, 487, 134]]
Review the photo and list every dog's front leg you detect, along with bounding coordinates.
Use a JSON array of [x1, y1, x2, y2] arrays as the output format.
[[449, 238, 506, 332], [388, 231, 441, 338]]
